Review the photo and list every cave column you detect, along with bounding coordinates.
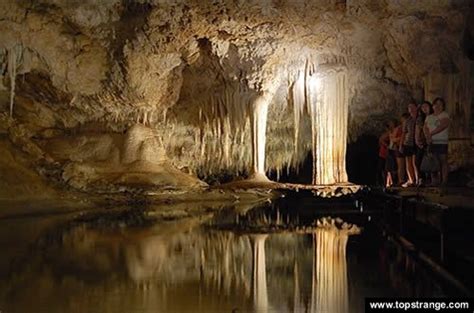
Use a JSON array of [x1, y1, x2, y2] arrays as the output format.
[[307, 71, 349, 185], [250, 91, 272, 180]]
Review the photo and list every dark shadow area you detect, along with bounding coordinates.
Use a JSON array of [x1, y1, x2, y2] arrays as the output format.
[[268, 152, 313, 184], [271, 133, 380, 186], [346, 134, 379, 185]]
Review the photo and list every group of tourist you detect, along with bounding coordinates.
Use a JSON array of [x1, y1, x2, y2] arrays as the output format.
[[377, 97, 450, 188]]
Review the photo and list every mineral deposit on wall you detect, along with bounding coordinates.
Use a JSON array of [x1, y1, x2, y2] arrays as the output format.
[[1, 0, 473, 195]]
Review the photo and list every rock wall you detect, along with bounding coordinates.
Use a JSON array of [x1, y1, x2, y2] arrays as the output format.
[[0, 0, 473, 191]]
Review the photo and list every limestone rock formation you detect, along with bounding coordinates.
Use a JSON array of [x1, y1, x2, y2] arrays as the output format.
[[54, 124, 207, 192], [0, 0, 473, 195]]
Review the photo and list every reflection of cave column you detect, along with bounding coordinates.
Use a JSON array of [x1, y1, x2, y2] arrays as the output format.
[[221, 233, 232, 295], [310, 218, 360, 313], [250, 234, 268, 311], [293, 260, 305, 313], [200, 232, 252, 300]]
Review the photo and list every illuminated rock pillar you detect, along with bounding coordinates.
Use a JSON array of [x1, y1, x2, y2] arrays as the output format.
[[309, 71, 349, 185], [293, 65, 349, 185], [250, 234, 268, 311], [250, 93, 272, 180]]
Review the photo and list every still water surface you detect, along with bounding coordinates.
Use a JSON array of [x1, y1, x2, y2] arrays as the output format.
[[0, 205, 445, 313]]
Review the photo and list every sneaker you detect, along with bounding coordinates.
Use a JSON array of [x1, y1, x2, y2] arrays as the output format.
[[401, 182, 415, 188]]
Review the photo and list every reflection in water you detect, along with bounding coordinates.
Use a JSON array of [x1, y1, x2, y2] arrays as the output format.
[[0, 215, 399, 313], [251, 234, 269, 311], [311, 217, 360, 313], [199, 232, 251, 301]]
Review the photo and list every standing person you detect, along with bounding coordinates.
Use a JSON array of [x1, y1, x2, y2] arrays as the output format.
[[415, 101, 433, 186], [384, 120, 398, 187], [388, 116, 405, 186], [377, 123, 390, 187], [401, 102, 418, 187], [424, 97, 450, 186]]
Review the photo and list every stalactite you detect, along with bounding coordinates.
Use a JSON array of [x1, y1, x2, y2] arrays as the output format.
[[307, 74, 319, 185], [181, 80, 259, 177], [291, 71, 306, 156], [149, 110, 155, 125], [7, 44, 23, 118]]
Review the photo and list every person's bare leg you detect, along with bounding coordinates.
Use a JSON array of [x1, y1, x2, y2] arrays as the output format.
[[396, 157, 405, 185], [411, 155, 419, 185], [405, 156, 415, 185], [386, 172, 393, 187]]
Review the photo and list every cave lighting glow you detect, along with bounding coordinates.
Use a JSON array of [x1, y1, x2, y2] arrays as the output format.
[[308, 75, 321, 92]]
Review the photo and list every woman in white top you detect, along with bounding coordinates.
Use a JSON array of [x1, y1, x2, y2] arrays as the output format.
[[423, 97, 450, 186]]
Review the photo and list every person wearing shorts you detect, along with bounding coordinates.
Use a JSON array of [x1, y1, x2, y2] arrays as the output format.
[[424, 97, 450, 186]]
